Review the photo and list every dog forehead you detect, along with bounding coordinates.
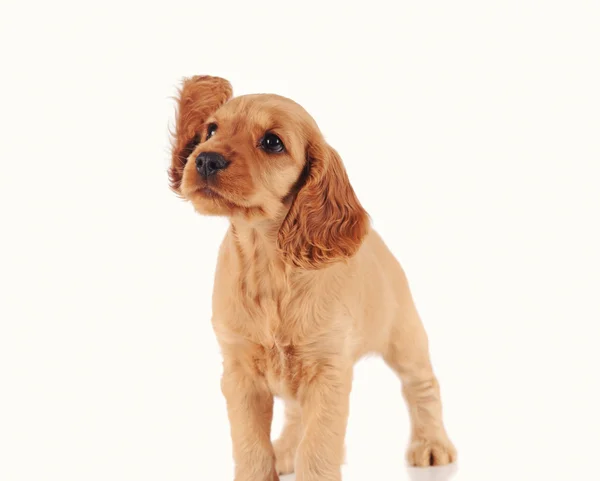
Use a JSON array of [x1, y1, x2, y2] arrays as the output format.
[[216, 94, 315, 131]]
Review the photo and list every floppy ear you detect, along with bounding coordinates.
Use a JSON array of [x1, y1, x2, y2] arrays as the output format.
[[169, 75, 233, 193], [277, 138, 369, 269]]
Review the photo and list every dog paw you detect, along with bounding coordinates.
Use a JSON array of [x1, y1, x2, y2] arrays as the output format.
[[407, 437, 457, 467], [273, 443, 296, 475]]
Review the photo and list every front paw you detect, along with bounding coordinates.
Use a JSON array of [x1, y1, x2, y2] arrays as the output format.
[[407, 436, 457, 467], [234, 462, 280, 481], [234, 471, 279, 481]]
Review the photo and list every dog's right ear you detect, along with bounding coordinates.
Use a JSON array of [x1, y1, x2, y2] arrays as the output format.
[[169, 76, 233, 194]]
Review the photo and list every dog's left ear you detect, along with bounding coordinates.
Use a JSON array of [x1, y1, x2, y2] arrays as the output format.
[[169, 75, 232, 193], [277, 137, 369, 269]]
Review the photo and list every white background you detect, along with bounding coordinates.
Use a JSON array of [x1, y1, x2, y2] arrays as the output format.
[[1, 1, 599, 480]]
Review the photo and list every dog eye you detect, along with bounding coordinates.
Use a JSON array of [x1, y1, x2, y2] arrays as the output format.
[[206, 123, 218, 140], [261, 133, 284, 153]]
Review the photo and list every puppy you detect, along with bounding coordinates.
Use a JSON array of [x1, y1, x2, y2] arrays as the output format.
[[169, 76, 456, 480]]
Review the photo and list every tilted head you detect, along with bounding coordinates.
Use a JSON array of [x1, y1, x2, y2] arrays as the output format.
[[170, 75, 369, 269]]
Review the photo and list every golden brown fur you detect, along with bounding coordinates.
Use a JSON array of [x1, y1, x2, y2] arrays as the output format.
[[170, 75, 456, 480]]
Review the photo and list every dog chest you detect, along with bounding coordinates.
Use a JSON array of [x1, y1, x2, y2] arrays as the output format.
[[253, 341, 303, 398]]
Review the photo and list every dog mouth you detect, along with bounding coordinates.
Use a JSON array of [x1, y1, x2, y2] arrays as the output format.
[[187, 177, 227, 200], [186, 180, 264, 216], [197, 186, 222, 199]]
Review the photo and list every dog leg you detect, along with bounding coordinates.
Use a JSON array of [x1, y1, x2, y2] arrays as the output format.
[[295, 364, 351, 481], [384, 296, 456, 467], [273, 401, 302, 475], [221, 365, 279, 481]]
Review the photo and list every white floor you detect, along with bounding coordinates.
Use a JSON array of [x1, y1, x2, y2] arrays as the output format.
[[281, 464, 458, 481]]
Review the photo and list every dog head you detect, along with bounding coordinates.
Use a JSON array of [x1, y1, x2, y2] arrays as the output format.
[[170, 75, 369, 269]]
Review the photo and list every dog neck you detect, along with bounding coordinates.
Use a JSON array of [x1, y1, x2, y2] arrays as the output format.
[[229, 215, 285, 269], [227, 215, 296, 319]]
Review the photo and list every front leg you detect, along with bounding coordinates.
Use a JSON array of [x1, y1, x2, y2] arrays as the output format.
[[295, 363, 352, 481], [221, 358, 278, 481]]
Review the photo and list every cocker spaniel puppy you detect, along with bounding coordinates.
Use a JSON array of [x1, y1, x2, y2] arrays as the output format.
[[169, 76, 456, 480]]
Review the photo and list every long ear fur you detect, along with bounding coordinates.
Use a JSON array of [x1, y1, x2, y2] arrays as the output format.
[[169, 76, 233, 193], [277, 138, 369, 269]]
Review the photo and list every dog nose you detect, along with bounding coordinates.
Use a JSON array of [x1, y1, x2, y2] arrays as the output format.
[[196, 152, 229, 178]]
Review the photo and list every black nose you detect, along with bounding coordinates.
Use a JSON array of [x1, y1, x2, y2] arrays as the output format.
[[196, 151, 229, 178]]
